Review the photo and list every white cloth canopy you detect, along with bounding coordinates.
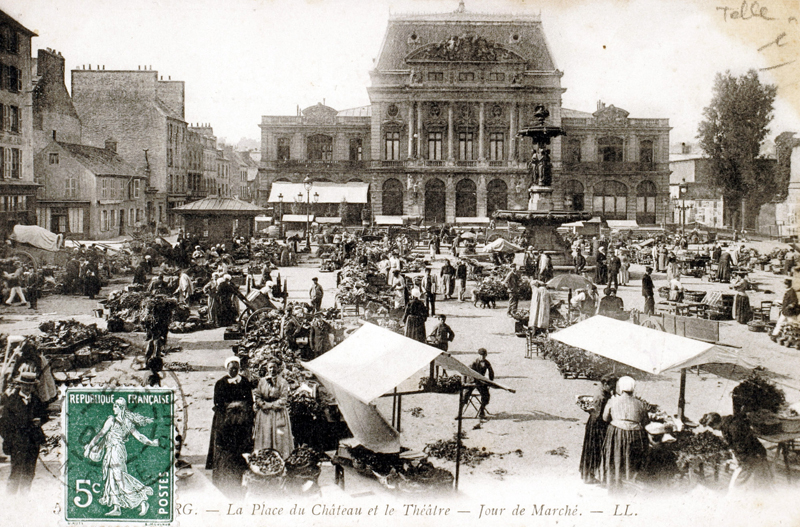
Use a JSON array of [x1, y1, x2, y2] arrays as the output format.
[[9, 224, 63, 251], [304, 323, 511, 453], [550, 316, 752, 375], [482, 238, 523, 254]]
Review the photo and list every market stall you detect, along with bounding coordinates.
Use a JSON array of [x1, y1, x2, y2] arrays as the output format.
[[303, 323, 514, 491], [551, 316, 753, 420], [173, 197, 267, 246]]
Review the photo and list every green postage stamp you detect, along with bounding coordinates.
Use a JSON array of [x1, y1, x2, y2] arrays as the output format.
[[63, 387, 175, 523]]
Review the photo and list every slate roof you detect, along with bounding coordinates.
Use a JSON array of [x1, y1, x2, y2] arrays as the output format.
[[173, 196, 266, 215], [57, 142, 141, 177]]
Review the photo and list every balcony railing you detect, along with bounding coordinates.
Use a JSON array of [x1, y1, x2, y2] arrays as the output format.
[[456, 160, 477, 167], [425, 160, 445, 167], [563, 162, 660, 173]]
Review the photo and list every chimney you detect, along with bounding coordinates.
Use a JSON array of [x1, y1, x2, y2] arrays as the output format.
[[53, 130, 57, 141], [681, 142, 690, 155], [105, 138, 117, 153]]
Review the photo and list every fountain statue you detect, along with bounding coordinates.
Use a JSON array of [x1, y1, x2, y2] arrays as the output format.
[[492, 104, 592, 260]]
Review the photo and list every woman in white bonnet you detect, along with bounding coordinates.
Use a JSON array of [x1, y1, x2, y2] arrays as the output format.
[[601, 376, 650, 491]]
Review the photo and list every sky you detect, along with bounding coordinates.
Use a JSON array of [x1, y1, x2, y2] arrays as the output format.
[[8, 0, 800, 147]]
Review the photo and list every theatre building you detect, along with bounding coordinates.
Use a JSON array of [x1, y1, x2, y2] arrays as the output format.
[[258, 4, 670, 227]]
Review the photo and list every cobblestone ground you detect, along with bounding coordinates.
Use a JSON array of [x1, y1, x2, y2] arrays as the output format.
[[1, 244, 798, 526]]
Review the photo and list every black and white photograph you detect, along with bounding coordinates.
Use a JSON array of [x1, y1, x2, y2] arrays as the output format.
[[1, 0, 800, 525]]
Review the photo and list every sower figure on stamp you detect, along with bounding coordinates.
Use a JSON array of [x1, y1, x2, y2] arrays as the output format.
[[83, 398, 159, 516], [0, 364, 49, 494]]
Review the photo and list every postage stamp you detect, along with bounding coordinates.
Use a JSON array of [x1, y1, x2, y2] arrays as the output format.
[[62, 387, 175, 523]]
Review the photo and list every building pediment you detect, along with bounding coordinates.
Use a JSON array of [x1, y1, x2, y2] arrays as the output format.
[[592, 104, 629, 126], [302, 103, 338, 125], [405, 35, 526, 63]]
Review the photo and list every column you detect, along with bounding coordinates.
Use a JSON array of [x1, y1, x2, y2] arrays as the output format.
[[416, 103, 423, 159], [509, 102, 517, 161], [478, 102, 485, 161], [407, 104, 414, 159], [447, 103, 454, 161]]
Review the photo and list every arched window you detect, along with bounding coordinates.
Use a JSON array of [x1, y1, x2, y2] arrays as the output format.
[[425, 178, 446, 224], [563, 180, 584, 211], [593, 180, 627, 220], [486, 179, 508, 216], [598, 136, 624, 163], [636, 180, 657, 225], [456, 178, 477, 217], [382, 178, 404, 216], [307, 134, 333, 160], [564, 138, 582, 164]]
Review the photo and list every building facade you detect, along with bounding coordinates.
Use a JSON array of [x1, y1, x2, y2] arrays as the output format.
[[258, 7, 670, 225], [71, 67, 187, 229], [0, 10, 37, 241], [34, 140, 146, 239]]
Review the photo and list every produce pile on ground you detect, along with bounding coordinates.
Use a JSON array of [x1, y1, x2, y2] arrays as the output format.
[[346, 445, 454, 492], [46, 334, 133, 372], [540, 338, 640, 380], [424, 434, 523, 467], [673, 431, 732, 471], [37, 320, 102, 350], [285, 444, 322, 477], [731, 370, 785, 414], [105, 290, 195, 332], [419, 374, 462, 393], [335, 262, 394, 308]]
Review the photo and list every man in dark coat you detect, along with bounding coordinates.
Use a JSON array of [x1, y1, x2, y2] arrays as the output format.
[[503, 263, 521, 316], [0, 368, 50, 494], [641, 266, 655, 315], [607, 251, 621, 289], [455, 260, 468, 301], [461, 348, 494, 419], [428, 314, 455, 352], [595, 247, 607, 285], [309, 277, 324, 312]]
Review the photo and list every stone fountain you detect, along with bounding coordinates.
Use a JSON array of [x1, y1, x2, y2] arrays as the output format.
[[493, 105, 592, 256]]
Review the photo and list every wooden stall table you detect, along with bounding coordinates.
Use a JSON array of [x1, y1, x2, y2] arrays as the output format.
[[757, 431, 800, 482], [657, 300, 692, 316]]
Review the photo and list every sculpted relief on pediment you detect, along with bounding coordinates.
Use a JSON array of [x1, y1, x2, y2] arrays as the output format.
[[406, 34, 526, 63]]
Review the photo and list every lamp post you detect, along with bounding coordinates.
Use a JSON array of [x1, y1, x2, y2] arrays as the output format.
[[303, 176, 313, 251], [277, 193, 284, 238], [679, 178, 688, 234]]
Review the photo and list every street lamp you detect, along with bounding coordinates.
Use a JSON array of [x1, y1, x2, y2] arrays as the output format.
[[303, 176, 313, 250], [679, 178, 688, 234], [277, 193, 284, 238]]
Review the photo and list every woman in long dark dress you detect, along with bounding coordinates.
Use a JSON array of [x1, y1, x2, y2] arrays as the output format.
[[403, 288, 428, 342], [215, 275, 240, 327], [601, 376, 649, 492], [717, 251, 732, 283], [207, 356, 253, 498], [579, 375, 617, 484]]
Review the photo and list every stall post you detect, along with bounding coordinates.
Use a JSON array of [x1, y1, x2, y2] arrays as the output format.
[[677, 368, 687, 421], [455, 386, 464, 491]]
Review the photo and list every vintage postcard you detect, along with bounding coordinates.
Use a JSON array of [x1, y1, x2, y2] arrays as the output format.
[[1, 0, 800, 526]]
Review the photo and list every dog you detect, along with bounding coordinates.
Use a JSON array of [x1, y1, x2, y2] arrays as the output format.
[[472, 291, 496, 309]]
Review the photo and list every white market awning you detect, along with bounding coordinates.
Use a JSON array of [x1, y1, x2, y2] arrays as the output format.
[[550, 316, 752, 375], [304, 323, 512, 453], [374, 215, 404, 226], [607, 220, 639, 230], [268, 182, 370, 204], [282, 214, 315, 223], [455, 217, 491, 224], [316, 217, 342, 224]]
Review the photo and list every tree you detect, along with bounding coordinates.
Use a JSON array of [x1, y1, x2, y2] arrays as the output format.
[[697, 70, 778, 230]]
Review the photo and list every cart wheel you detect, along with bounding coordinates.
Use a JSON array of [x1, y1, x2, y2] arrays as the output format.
[[245, 307, 273, 333], [641, 319, 665, 332], [9, 250, 38, 272]]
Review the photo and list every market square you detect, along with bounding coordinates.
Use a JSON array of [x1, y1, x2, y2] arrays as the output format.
[[1, 1, 800, 526]]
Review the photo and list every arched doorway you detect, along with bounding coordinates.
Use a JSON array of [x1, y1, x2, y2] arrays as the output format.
[[563, 180, 584, 211], [455, 178, 477, 218], [382, 178, 403, 216], [592, 180, 628, 220], [486, 179, 508, 216], [425, 178, 446, 224], [636, 180, 657, 225]]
